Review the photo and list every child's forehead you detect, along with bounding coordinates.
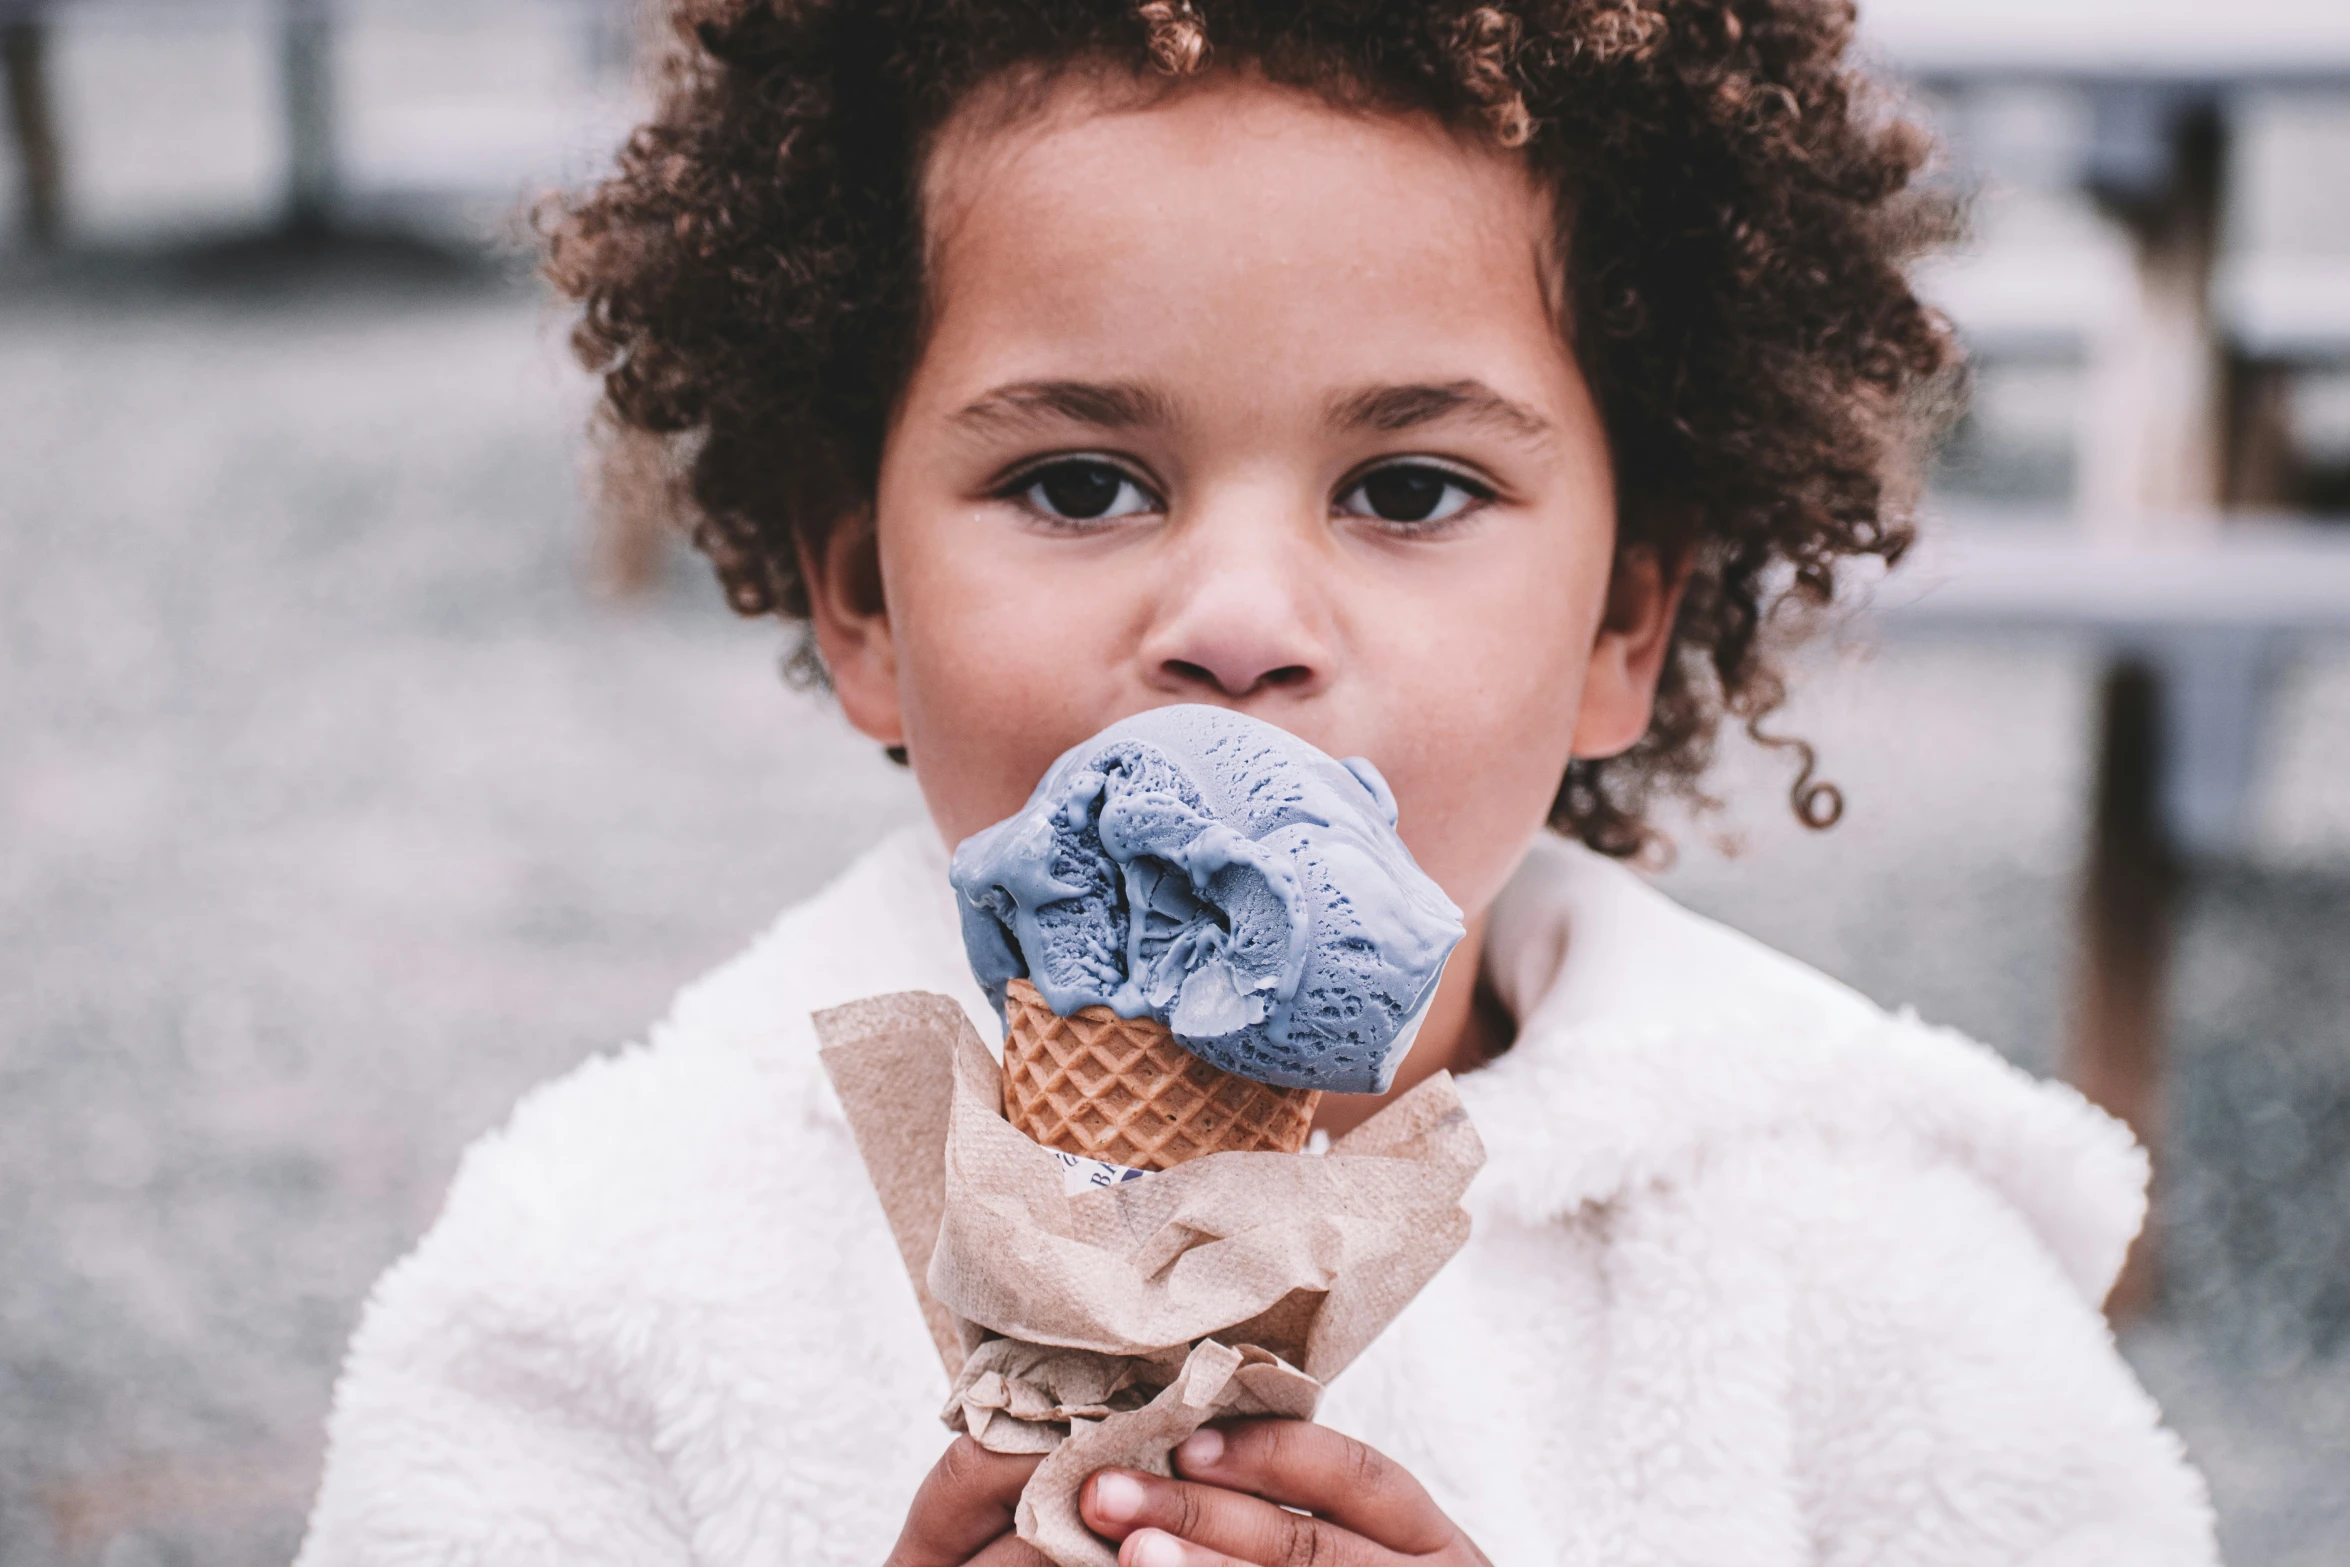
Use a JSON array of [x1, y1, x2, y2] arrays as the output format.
[[900, 68, 1586, 446], [918, 66, 1557, 288], [927, 67, 1537, 211]]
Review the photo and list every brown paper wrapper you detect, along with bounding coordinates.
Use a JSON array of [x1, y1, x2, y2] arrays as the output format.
[[815, 991, 1485, 1567]]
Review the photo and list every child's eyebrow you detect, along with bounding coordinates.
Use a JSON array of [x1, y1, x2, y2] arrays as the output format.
[[947, 377, 1552, 446], [1327, 381, 1553, 444], [951, 380, 1176, 434]]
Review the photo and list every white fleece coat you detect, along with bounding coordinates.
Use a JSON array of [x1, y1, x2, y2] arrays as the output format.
[[297, 827, 2218, 1566]]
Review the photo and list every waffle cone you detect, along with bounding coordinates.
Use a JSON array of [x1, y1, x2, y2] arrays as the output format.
[[999, 977, 1321, 1171]]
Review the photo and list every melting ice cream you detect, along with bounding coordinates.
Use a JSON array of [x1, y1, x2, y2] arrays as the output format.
[[949, 705, 1464, 1095]]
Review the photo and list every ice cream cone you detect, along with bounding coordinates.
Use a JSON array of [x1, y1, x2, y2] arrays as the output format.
[[1000, 977, 1321, 1171]]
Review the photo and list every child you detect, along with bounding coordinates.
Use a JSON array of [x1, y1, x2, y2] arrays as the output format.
[[297, 2, 2218, 1563]]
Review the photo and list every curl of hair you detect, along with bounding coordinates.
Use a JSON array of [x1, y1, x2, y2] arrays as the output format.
[[1138, 0, 1212, 74], [544, 0, 1959, 857]]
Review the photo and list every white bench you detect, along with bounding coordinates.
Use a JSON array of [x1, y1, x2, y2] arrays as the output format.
[[1, 0, 637, 243], [1857, 5, 2350, 1310], [1882, 521, 2350, 858]]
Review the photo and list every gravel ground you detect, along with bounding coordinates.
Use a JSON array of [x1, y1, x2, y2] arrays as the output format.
[[3, 258, 2346, 1566]]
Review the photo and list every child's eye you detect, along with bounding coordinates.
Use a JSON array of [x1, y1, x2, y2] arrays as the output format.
[[1335, 463, 1490, 527], [1011, 459, 1159, 523]]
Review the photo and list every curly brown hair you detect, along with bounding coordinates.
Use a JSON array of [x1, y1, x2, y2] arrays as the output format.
[[546, 0, 1958, 857]]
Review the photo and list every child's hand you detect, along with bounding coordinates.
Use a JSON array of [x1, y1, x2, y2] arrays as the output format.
[[1080, 1421, 1492, 1567], [887, 1436, 1050, 1567]]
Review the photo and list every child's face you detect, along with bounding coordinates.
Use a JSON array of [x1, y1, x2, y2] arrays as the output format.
[[810, 71, 1678, 921]]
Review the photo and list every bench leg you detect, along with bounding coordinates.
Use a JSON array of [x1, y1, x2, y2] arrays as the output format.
[[281, 0, 336, 234], [3, 17, 62, 246]]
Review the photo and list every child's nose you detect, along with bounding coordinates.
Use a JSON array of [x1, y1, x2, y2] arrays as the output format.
[[1140, 507, 1332, 701]]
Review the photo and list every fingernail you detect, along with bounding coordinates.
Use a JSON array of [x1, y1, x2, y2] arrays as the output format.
[[1130, 1529, 1187, 1567], [1176, 1428, 1224, 1469], [1093, 1471, 1147, 1523]]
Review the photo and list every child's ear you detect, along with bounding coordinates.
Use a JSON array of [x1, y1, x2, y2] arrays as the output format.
[[800, 511, 907, 752], [1570, 544, 1687, 760]]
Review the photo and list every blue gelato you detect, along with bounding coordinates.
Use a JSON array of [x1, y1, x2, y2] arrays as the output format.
[[948, 705, 1464, 1095]]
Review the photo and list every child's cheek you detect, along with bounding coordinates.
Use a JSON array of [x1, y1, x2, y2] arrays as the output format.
[[887, 525, 1143, 847], [1344, 547, 1607, 915]]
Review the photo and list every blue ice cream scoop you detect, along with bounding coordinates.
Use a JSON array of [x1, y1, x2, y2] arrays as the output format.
[[948, 705, 1464, 1095]]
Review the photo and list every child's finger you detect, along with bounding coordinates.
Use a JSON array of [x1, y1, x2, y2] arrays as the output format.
[[887, 1436, 1046, 1567], [969, 1533, 1060, 1567], [1082, 1468, 1388, 1567], [1171, 1420, 1453, 1555], [1115, 1526, 1259, 1567]]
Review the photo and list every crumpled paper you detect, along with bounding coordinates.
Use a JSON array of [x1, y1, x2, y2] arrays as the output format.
[[815, 991, 1485, 1567]]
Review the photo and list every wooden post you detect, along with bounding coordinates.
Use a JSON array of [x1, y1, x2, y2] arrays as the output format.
[[2069, 662, 2176, 1318], [589, 0, 679, 598], [2068, 91, 2236, 1318], [2, 10, 62, 245], [589, 421, 681, 597]]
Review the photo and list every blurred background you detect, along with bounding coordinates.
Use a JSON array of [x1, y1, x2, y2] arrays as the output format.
[[2, 0, 2347, 1562]]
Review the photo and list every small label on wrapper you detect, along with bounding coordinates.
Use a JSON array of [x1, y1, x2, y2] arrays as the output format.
[[1050, 1148, 1150, 1195], [1045, 1136, 1336, 1193]]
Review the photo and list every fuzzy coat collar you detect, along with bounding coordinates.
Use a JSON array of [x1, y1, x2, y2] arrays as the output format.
[[699, 825, 2144, 1312]]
